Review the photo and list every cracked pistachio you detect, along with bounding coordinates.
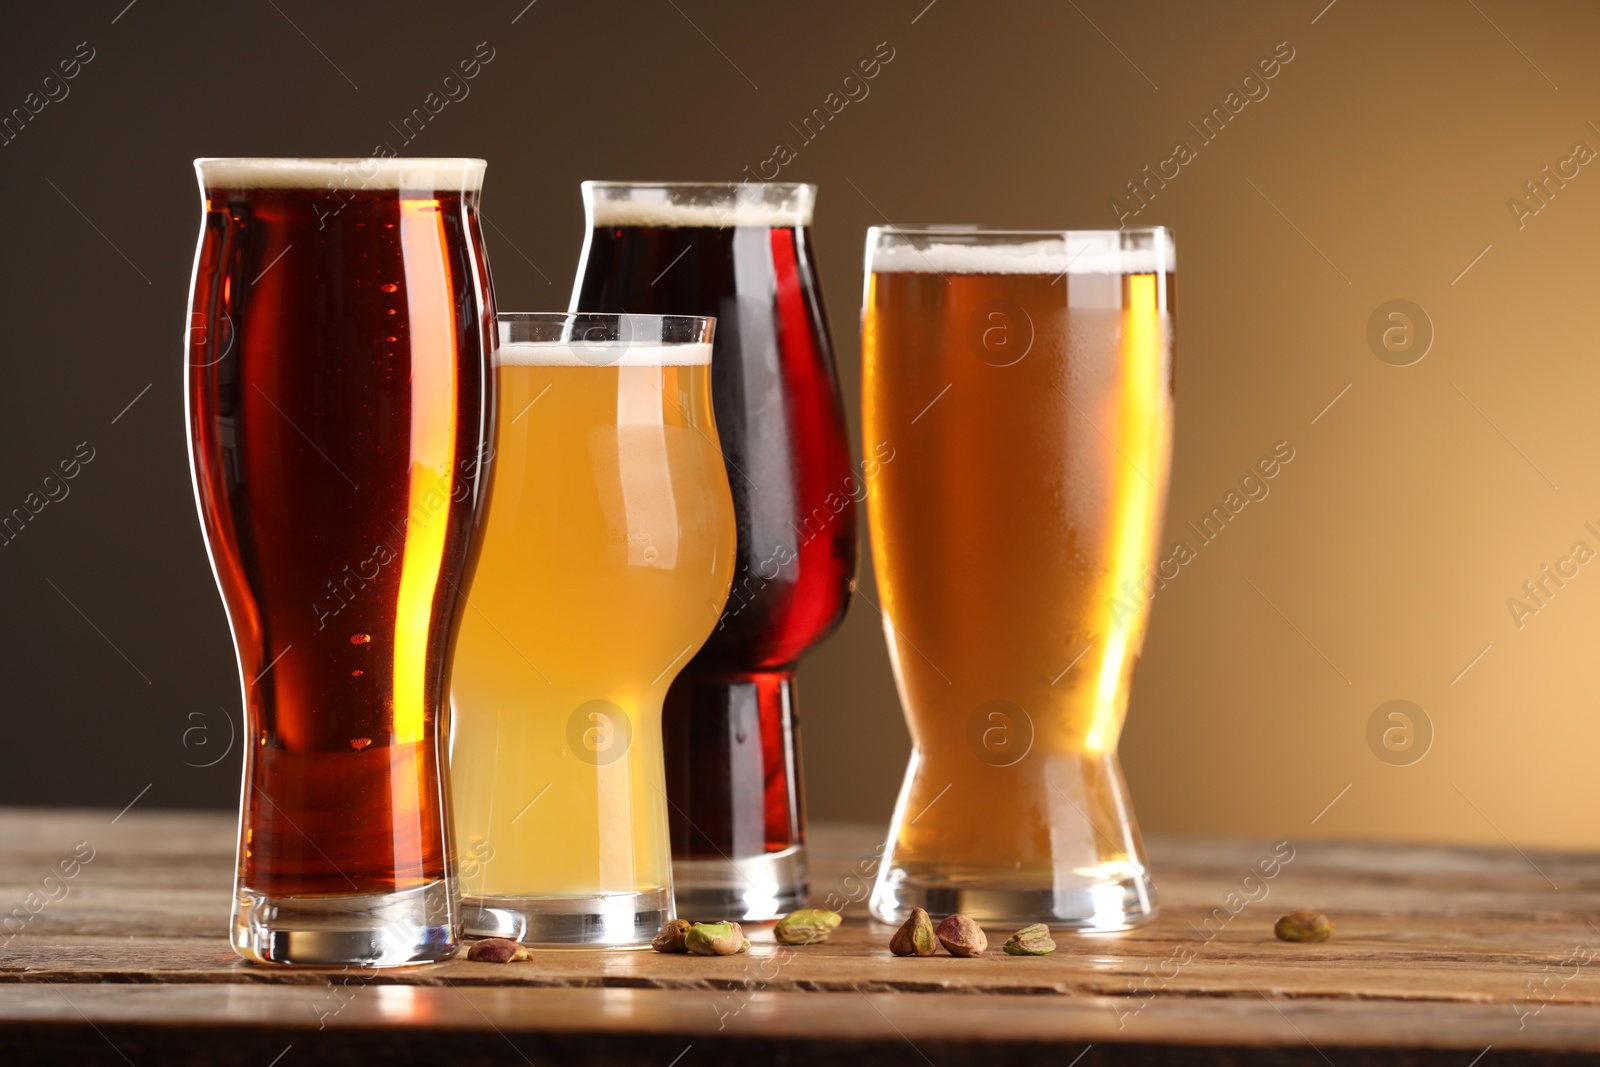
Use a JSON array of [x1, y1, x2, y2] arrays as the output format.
[[686, 920, 749, 956], [1002, 923, 1056, 956], [890, 907, 937, 957], [774, 908, 843, 945], [651, 918, 692, 953], [466, 937, 532, 963]]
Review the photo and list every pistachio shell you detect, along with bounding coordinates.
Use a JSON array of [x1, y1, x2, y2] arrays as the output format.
[[1274, 911, 1335, 942], [890, 907, 938, 957], [935, 913, 987, 957], [1002, 923, 1056, 956], [651, 918, 692, 953], [774, 908, 843, 945], [466, 937, 532, 963], [686, 920, 749, 956]]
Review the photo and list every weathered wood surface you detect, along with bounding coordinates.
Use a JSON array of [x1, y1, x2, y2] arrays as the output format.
[[3, 809, 1600, 1064]]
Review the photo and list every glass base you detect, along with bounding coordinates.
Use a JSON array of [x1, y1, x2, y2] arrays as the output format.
[[231, 879, 458, 966], [662, 668, 810, 924], [868, 747, 1158, 931], [671, 845, 807, 921], [869, 864, 1156, 931], [462, 887, 671, 948]]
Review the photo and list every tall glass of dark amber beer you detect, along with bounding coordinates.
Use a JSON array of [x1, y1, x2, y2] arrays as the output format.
[[186, 158, 496, 965], [571, 183, 856, 920], [863, 227, 1174, 930]]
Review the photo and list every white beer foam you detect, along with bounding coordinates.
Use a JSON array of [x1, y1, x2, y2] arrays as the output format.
[[587, 189, 813, 228], [871, 235, 1175, 275], [195, 157, 486, 191], [495, 341, 712, 368]]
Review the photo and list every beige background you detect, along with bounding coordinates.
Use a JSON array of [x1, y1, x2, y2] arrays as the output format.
[[775, 0, 1600, 850], [2, 0, 1597, 850]]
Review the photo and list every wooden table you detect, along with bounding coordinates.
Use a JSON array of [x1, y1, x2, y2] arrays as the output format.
[[3, 809, 1600, 1064]]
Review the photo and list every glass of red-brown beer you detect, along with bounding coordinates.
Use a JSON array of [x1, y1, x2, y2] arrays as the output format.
[[186, 158, 496, 965], [571, 182, 857, 919]]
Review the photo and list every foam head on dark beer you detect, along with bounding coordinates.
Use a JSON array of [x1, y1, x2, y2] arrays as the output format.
[[584, 182, 813, 229]]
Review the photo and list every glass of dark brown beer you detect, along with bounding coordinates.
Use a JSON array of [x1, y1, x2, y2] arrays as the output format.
[[571, 182, 857, 920], [862, 226, 1175, 930], [186, 158, 496, 965]]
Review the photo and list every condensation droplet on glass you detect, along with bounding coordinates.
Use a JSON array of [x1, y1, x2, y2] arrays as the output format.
[[350, 633, 371, 645], [642, 546, 658, 563], [350, 738, 372, 752], [380, 283, 398, 293], [385, 336, 398, 343], [351, 669, 363, 677], [385, 308, 397, 316]]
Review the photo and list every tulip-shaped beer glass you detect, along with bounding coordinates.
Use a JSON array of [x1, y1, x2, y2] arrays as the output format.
[[571, 183, 856, 920], [449, 313, 736, 947], [186, 158, 497, 965], [862, 227, 1175, 929]]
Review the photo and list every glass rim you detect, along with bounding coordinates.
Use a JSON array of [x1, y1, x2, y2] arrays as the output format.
[[865, 226, 1175, 278], [496, 312, 714, 365], [582, 181, 814, 227], [497, 311, 715, 331], [195, 157, 486, 191], [582, 180, 815, 193], [195, 156, 488, 166], [868, 225, 1173, 239]]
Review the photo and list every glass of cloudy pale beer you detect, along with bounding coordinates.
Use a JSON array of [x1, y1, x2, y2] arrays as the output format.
[[449, 312, 735, 947], [571, 182, 856, 920], [186, 158, 496, 965], [862, 226, 1175, 929]]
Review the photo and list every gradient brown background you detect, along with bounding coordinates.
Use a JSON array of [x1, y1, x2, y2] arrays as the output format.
[[2, 0, 1595, 849]]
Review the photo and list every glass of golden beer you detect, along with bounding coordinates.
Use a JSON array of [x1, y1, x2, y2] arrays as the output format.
[[450, 312, 736, 947], [863, 227, 1175, 930]]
